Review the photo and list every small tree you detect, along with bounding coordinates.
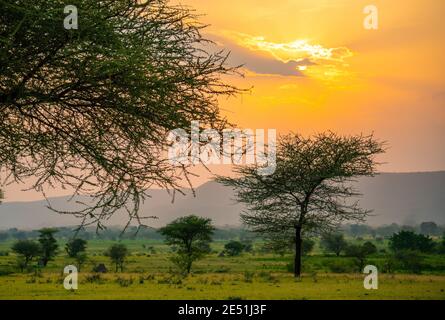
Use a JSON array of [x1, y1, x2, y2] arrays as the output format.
[[66, 238, 88, 271], [217, 132, 385, 277], [11, 240, 41, 271], [105, 243, 128, 272], [389, 231, 435, 253], [344, 243, 375, 272], [159, 215, 214, 274], [321, 233, 348, 256], [74, 252, 88, 272], [66, 239, 87, 258], [38, 228, 59, 267], [224, 241, 244, 256]]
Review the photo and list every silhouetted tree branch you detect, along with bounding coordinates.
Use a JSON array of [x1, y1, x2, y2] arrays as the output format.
[[0, 0, 242, 230]]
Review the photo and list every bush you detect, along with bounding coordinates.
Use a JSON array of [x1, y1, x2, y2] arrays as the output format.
[[389, 231, 435, 253], [92, 263, 108, 273], [394, 250, 424, 274], [224, 241, 245, 256], [381, 255, 397, 273]]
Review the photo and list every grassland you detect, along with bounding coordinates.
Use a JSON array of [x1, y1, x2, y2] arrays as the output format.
[[0, 239, 444, 300]]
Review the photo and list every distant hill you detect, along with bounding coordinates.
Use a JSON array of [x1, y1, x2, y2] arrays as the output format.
[[0, 171, 444, 229]]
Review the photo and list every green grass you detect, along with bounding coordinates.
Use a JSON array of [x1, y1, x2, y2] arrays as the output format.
[[0, 239, 444, 300], [0, 272, 444, 300]]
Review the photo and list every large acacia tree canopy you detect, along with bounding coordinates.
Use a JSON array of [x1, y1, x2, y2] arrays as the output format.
[[217, 132, 386, 236], [0, 0, 240, 229]]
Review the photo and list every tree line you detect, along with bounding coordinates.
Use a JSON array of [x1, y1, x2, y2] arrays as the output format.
[[1, 221, 443, 243], [6, 215, 445, 276]]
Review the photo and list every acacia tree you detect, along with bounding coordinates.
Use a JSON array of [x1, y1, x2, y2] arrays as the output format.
[[38, 228, 59, 266], [65, 238, 88, 270], [65, 238, 87, 258], [11, 240, 41, 271], [321, 233, 348, 256], [0, 0, 240, 230], [105, 243, 129, 272], [217, 132, 385, 277], [159, 215, 214, 274]]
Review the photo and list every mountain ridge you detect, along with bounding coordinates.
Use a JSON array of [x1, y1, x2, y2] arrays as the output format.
[[1, 171, 444, 229]]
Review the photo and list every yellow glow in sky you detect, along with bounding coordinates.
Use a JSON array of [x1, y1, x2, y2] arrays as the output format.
[[179, 0, 445, 173], [4, 0, 445, 201]]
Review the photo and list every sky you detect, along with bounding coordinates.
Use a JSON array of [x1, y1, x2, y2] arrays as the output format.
[[180, 0, 445, 172], [2, 0, 445, 202]]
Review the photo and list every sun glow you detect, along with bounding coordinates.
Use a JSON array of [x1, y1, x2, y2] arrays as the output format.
[[221, 31, 354, 82]]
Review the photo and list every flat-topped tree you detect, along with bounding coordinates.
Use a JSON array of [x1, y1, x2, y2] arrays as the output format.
[[160, 215, 214, 274], [0, 0, 241, 230], [217, 132, 385, 277]]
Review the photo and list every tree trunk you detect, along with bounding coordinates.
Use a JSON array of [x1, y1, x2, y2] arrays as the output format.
[[294, 225, 302, 278]]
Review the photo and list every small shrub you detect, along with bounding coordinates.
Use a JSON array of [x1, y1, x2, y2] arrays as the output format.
[[92, 263, 108, 273]]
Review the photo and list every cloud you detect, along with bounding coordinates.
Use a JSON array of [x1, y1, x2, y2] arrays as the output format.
[[207, 32, 353, 80], [209, 34, 306, 77]]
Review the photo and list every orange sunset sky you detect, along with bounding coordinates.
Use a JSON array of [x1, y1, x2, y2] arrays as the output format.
[[182, 0, 445, 171], [2, 0, 445, 201]]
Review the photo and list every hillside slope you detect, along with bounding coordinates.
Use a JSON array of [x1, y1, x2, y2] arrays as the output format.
[[0, 172, 444, 229]]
